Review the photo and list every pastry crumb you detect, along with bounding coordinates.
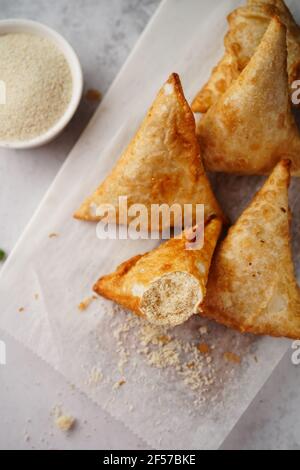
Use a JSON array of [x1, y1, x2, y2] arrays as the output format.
[[18, 307, 25, 313], [157, 335, 172, 345], [223, 352, 241, 364], [186, 361, 195, 369], [34, 293, 39, 300], [85, 88, 102, 102], [113, 378, 126, 389], [197, 343, 210, 354], [48, 232, 59, 238], [55, 414, 76, 432], [52, 405, 76, 432], [78, 295, 97, 311]]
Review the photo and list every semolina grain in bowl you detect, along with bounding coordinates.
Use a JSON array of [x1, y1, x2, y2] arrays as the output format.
[[0, 32, 72, 142]]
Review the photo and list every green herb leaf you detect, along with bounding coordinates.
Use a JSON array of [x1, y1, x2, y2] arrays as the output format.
[[0, 249, 6, 261]]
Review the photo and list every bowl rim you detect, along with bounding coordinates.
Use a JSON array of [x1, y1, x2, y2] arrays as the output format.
[[0, 18, 83, 149]]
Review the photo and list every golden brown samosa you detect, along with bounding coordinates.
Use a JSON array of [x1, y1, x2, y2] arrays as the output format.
[[192, 0, 300, 113], [191, 54, 240, 114], [94, 217, 222, 327], [75, 74, 224, 230], [203, 160, 300, 339], [198, 18, 300, 176]]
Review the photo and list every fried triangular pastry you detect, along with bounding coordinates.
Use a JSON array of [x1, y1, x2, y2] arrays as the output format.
[[192, 0, 300, 113], [198, 18, 300, 175], [75, 74, 223, 229], [191, 54, 240, 114], [203, 160, 300, 339], [94, 217, 222, 327]]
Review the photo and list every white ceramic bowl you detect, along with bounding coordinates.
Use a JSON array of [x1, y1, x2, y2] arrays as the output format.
[[0, 19, 83, 149]]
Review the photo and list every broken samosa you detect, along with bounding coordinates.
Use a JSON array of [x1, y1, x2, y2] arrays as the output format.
[[192, 0, 300, 113], [203, 160, 300, 339], [94, 217, 222, 327], [198, 17, 300, 176], [74, 73, 224, 230]]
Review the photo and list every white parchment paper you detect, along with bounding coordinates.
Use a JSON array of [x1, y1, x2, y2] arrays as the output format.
[[0, 0, 299, 449]]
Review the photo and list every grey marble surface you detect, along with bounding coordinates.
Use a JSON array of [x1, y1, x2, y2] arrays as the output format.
[[0, 0, 300, 451]]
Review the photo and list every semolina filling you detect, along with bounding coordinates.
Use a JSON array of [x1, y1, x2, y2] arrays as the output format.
[[140, 271, 202, 327]]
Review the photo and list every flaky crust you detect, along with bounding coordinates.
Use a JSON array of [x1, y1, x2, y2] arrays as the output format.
[[94, 217, 222, 320], [203, 160, 300, 340], [192, 0, 300, 113], [75, 74, 224, 228], [198, 18, 300, 176]]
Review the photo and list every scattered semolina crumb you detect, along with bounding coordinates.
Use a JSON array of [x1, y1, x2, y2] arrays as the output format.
[[34, 293, 39, 300], [223, 352, 241, 364], [110, 310, 218, 401], [147, 342, 180, 368], [106, 306, 247, 409], [156, 335, 172, 345], [199, 326, 208, 335], [85, 88, 102, 102], [186, 362, 195, 369], [85, 366, 103, 387], [48, 232, 59, 238], [55, 414, 75, 432], [18, 307, 25, 313], [78, 295, 97, 311]]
